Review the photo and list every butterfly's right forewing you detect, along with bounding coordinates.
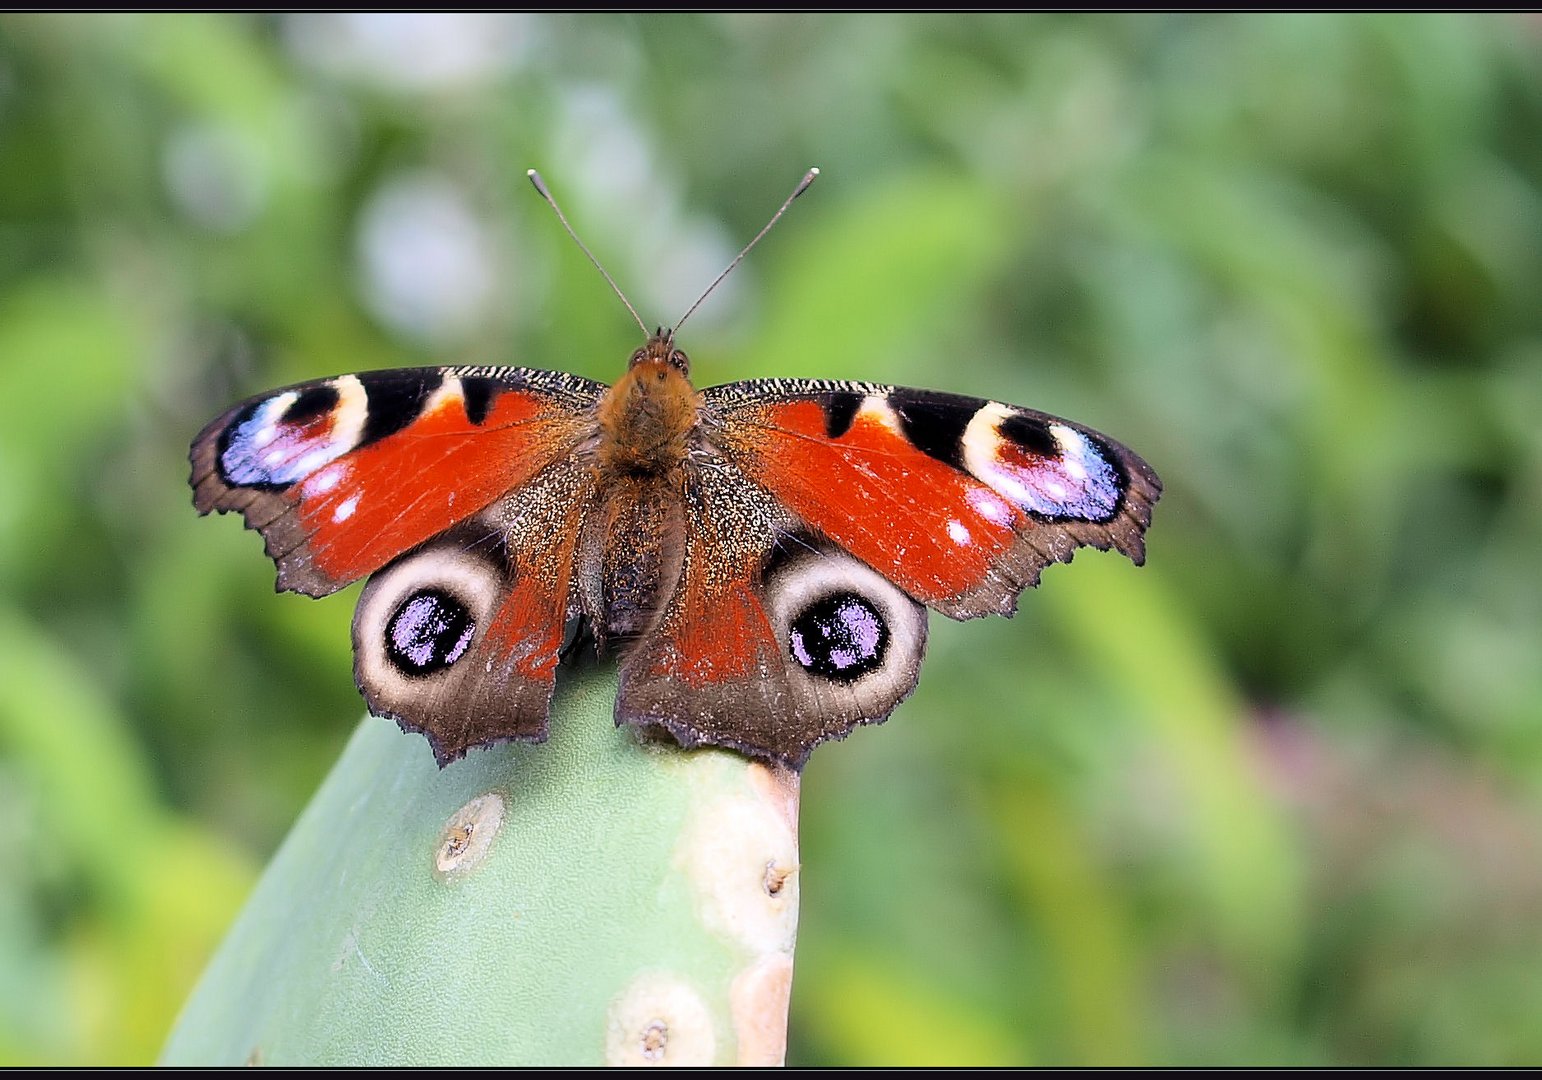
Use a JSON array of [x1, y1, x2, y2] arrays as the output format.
[[702, 379, 1161, 621]]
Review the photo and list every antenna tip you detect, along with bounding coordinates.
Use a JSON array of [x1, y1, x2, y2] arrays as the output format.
[[809, 166, 820, 176], [527, 169, 551, 198]]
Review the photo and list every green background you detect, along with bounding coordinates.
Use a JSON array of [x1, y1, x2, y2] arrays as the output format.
[[2, 12, 1541, 1066]]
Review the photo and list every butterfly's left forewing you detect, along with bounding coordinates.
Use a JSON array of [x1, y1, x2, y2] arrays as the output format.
[[190, 366, 605, 596]]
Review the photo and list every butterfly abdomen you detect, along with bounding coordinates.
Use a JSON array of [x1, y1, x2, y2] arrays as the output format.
[[583, 351, 699, 644], [583, 477, 688, 643]]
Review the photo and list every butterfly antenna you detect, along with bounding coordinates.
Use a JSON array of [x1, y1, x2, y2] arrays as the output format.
[[527, 169, 649, 336], [671, 167, 819, 340]]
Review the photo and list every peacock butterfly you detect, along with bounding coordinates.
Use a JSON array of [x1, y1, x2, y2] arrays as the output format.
[[190, 170, 1161, 770]]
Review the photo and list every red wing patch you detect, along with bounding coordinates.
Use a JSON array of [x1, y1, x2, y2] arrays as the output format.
[[642, 561, 774, 686], [618, 557, 802, 762], [718, 397, 1025, 605], [482, 487, 588, 688]]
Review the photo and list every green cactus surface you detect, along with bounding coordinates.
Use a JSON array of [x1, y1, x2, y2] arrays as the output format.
[[159, 663, 800, 1066]]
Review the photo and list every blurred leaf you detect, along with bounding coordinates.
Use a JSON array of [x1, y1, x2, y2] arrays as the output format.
[[794, 944, 1024, 1067], [742, 171, 1011, 382], [0, 278, 139, 587], [1045, 557, 1304, 972], [991, 780, 1145, 1066]]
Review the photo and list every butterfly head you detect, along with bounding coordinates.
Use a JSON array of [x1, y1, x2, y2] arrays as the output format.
[[630, 328, 691, 378], [599, 328, 699, 473]]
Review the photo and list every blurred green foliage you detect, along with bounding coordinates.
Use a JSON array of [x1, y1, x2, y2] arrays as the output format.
[[1, 12, 1540, 1066]]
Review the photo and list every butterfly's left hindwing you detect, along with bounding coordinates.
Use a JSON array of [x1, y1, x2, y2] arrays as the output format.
[[702, 379, 1161, 622], [351, 456, 594, 765]]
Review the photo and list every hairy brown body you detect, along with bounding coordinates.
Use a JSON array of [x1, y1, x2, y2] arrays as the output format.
[[585, 341, 701, 642]]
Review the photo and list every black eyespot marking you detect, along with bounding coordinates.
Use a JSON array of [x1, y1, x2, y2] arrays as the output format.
[[460, 377, 496, 425], [823, 391, 863, 439], [360, 372, 442, 447], [283, 384, 340, 425], [789, 592, 889, 683], [890, 391, 968, 468], [385, 588, 475, 676], [999, 412, 1059, 458]]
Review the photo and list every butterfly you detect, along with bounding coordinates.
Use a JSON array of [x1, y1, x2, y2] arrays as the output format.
[[189, 171, 1161, 771]]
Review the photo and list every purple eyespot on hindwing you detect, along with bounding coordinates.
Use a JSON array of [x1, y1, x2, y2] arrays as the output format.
[[386, 589, 476, 676], [789, 592, 889, 682]]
